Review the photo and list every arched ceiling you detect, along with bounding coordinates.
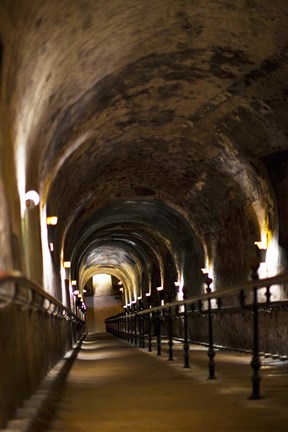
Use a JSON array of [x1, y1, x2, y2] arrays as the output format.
[[1, 0, 288, 295], [70, 200, 203, 299]]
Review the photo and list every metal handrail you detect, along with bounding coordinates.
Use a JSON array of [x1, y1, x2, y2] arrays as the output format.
[[0, 269, 84, 322], [105, 270, 288, 399], [106, 271, 288, 319]]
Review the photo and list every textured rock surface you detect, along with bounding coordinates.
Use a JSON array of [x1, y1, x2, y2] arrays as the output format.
[[1, 2, 288, 424], [1, 1, 288, 298]]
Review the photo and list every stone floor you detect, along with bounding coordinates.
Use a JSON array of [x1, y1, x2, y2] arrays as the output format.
[[48, 333, 288, 431]]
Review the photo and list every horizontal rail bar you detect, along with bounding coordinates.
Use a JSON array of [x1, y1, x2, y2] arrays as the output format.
[[106, 272, 288, 321], [0, 269, 84, 322]]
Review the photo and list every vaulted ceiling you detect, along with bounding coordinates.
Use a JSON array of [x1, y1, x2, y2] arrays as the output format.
[[1, 0, 288, 298]]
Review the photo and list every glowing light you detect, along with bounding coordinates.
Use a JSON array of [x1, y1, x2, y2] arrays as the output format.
[[254, 241, 266, 250], [93, 274, 111, 284], [145, 292, 151, 297], [63, 261, 71, 268], [174, 281, 180, 287], [201, 267, 208, 274], [137, 296, 142, 300], [71, 280, 77, 286], [157, 286, 163, 291], [119, 287, 123, 292], [47, 216, 58, 225], [74, 290, 79, 295], [49, 243, 54, 252], [118, 281, 123, 285], [24, 190, 40, 207]]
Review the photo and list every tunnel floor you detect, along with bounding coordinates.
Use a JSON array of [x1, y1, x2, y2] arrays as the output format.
[[33, 333, 288, 431]]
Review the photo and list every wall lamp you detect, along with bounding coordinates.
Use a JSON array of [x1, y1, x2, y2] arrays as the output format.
[[145, 292, 152, 306], [24, 190, 40, 208], [157, 286, 164, 303], [201, 267, 213, 288], [47, 216, 58, 225], [254, 241, 267, 263]]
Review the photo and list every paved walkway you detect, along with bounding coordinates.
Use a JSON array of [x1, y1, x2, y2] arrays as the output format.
[[9, 334, 288, 432], [46, 333, 288, 431]]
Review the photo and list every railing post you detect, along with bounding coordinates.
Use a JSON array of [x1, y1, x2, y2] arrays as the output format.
[[139, 300, 145, 348], [250, 260, 261, 399], [117, 317, 120, 337], [138, 313, 142, 347], [130, 312, 134, 344], [142, 313, 146, 348], [134, 309, 138, 345], [205, 274, 216, 379], [124, 313, 126, 339], [156, 309, 162, 355], [183, 301, 190, 368], [148, 309, 152, 352], [168, 306, 173, 361], [145, 294, 152, 352], [126, 312, 130, 342]]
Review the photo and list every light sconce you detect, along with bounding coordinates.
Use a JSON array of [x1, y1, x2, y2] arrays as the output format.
[[47, 216, 58, 225], [145, 292, 152, 306], [119, 287, 123, 292], [63, 261, 71, 268], [49, 243, 54, 252], [254, 241, 267, 263], [201, 267, 212, 288], [71, 280, 77, 286], [157, 286, 164, 303], [24, 190, 40, 208]]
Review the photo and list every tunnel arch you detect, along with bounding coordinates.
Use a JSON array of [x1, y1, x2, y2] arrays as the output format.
[[62, 200, 205, 307]]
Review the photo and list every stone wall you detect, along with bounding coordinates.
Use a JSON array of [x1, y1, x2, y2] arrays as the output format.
[[0, 302, 84, 427], [187, 309, 288, 357]]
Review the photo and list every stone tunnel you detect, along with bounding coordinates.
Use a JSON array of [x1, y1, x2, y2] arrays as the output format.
[[1, 1, 288, 430]]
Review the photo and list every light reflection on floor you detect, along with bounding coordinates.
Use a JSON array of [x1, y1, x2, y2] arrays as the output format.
[[77, 349, 132, 361], [46, 333, 288, 432]]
